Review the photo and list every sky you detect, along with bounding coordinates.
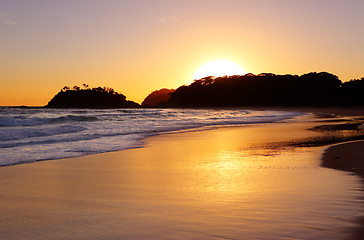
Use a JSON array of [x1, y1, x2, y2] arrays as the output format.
[[1, 0, 364, 106]]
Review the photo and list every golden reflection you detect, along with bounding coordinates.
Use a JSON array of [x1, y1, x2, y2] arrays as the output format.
[[0, 119, 362, 239], [199, 151, 245, 193]]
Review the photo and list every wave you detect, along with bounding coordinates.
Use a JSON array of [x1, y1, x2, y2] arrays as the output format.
[[0, 114, 99, 127], [0, 125, 87, 143], [0, 108, 303, 167], [50, 115, 99, 123]]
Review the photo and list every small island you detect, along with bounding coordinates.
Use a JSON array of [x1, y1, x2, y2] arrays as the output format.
[[46, 85, 140, 108]]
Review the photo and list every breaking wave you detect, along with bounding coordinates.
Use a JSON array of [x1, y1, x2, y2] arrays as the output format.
[[0, 107, 303, 166]]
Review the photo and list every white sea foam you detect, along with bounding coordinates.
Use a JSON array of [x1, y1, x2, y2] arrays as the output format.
[[0, 108, 303, 166]]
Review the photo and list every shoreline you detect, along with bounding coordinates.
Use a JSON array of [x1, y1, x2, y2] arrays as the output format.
[[2, 106, 363, 169], [0, 108, 304, 168], [309, 108, 364, 240], [245, 106, 364, 117], [321, 140, 364, 240], [321, 140, 364, 175]]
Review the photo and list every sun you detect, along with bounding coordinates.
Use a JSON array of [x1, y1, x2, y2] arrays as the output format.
[[193, 59, 246, 80]]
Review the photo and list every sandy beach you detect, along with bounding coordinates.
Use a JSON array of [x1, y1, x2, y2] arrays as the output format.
[[322, 140, 364, 240], [0, 111, 364, 239]]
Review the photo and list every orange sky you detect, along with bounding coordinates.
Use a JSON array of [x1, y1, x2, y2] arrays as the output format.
[[1, 0, 364, 106]]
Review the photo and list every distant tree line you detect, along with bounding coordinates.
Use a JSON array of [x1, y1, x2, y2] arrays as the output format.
[[45, 73, 364, 109], [60, 84, 118, 95], [46, 84, 140, 108], [161, 72, 364, 107]]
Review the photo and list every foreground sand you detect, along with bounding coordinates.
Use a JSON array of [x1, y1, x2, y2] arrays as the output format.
[[0, 113, 363, 239], [322, 140, 364, 240]]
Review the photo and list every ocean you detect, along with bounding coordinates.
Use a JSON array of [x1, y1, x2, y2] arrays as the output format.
[[0, 107, 302, 166]]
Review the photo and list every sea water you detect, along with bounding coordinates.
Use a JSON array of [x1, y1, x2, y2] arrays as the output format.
[[0, 107, 302, 166]]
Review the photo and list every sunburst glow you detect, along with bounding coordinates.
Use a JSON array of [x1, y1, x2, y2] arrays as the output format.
[[193, 60, 246, 80]]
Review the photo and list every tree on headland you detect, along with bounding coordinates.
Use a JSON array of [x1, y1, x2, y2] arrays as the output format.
[[62, 86, 70, 92]]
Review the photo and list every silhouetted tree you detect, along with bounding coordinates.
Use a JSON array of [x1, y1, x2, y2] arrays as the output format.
[[62, 86, 70, 92]]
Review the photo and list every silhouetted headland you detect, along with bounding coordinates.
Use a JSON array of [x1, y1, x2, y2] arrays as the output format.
[[141, 88, 175, 107], [46, 85, 140, 108], [46, 72, 364, 109], [158, 72, 364, 107]]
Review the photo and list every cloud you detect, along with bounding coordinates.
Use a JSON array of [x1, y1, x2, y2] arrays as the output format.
[[160, 15, 178, 23], [1, 19, 18, 25]]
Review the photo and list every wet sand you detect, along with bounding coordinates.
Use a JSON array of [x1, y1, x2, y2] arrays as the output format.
[[322, 140, 364, 240], [322, 141, 364, 173], [301, 107, 364, 240], [0, 113, 364, 239]]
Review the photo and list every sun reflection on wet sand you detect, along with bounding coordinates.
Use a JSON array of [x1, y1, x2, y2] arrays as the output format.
[[0, 120, 363, 239]]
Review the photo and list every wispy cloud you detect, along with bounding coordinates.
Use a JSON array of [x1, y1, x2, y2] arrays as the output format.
[[1, 19, 18, 25], [159, 15, 178, 23], [1, 14, 18, 26]]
